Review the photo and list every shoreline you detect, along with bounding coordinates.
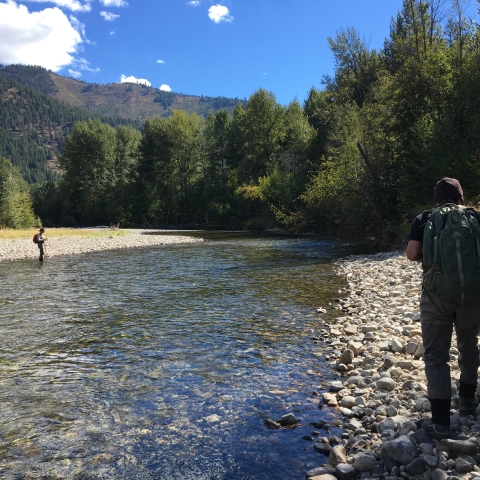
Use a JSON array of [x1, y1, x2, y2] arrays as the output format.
[[302, 251, 480, 480], [0, 229, 203, 262]]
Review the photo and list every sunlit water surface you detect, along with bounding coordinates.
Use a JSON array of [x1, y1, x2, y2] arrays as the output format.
[[0, 232, 373, 479]]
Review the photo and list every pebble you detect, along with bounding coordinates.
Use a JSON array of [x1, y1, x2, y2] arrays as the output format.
[[302, 252, 480, 480]]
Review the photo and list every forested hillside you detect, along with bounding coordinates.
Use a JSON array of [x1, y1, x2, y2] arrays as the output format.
[[0, 75, 142, 183], [0, 65, 244, 120]]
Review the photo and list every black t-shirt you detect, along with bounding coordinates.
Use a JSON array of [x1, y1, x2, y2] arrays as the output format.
[[407, 208, 480, 243]]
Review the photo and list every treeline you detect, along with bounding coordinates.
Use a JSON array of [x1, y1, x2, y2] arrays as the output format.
[[9, 0, 480, 238], [0, 75, 143, 184]]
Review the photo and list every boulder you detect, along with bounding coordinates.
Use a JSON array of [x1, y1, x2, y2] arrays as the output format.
[[380, 435, 419, 465], [334, 463, 357, 480], [455, 457, 473, 474], [276, 413, 297, 426], [328, 445, 347, 466], [376, 378, 396, 392], [440, 439, 478, 455], [353, 453, 376, 472], [340, 396, 356, 408]]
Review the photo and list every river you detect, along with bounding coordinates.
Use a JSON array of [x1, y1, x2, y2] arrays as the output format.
[[0, 232, 373, 479]]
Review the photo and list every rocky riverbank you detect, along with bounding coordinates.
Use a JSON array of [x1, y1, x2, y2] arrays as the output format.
[[266, 251, 480, 480], [0, 230, 203, 262]]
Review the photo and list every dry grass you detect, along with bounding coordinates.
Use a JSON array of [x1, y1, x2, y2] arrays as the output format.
[[0, 228, 128, 240]]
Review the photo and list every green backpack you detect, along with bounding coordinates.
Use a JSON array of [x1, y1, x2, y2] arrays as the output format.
[[422, 203, 480, 303]]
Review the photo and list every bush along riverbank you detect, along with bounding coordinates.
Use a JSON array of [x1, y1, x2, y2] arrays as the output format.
[[268, 252, 480, 480]]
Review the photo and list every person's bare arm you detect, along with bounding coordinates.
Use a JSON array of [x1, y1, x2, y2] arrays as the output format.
[[406, 240, 422, 262]]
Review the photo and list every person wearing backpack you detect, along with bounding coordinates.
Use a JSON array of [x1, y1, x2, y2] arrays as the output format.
[[33, 228, 48, 261], [406, 177, 480, 439]]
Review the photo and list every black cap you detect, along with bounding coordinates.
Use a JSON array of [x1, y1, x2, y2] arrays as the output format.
[[434, 177, 464, 203]]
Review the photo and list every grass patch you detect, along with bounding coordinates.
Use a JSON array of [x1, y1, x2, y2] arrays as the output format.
[[0, 228, 129, 240]]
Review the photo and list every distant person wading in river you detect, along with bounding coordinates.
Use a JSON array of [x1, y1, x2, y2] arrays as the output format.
[[406, 178, 480, 439], [35, 228, 48, 262]]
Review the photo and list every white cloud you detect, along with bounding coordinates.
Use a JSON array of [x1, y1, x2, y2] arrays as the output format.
[[187, 1, 199, 5], [100, 11, 119, 21], [68, 69, 81, 77], [73, 57, 99, 72], [120, 74, 151, 86], [23, 0, 91, 13], [0, 1, 82, 71], [156, 59, 165, 64], [208, 5, 232, 23], [100, 0, 128, 7], [159, 84, 171, 92], [110, 30, 115, 35]]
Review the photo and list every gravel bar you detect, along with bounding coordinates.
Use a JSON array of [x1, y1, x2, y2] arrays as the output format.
[[0, 229, 203, 262]]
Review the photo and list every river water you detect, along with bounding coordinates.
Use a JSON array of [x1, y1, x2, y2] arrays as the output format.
[[0, 232, 372, 479]]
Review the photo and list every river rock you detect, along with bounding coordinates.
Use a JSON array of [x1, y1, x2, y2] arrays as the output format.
[[353, 453, 375, 472], [322, 392, 338, 406], [335, 463, 357, 480], [440, 439, 478, 455], [455, 457, 473, 473], [339, 349, 354, 365], [423, 455, 438, 467], [399, 420, 417, 435], [391, 339, 404, 353], [329, 445, 347, 466], [376, 378, 396, 392], [310, 475, 337, 480], [431, 469, 448, 480], [265, 419, 281, 429], [344, 325, 358, 336], [381, 435, 419, 465], [405, 457, 425, 475], [276, 413, 297, 426], [305, 467, 334, 478], [314, 443, 332, 455], [340, 396, 356, 408], [383, 354, 396, 369]]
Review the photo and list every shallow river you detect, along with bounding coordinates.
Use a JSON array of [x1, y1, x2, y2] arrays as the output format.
[[0, 232, 372, 479]]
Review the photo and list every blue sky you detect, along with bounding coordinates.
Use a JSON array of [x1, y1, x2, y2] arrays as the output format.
[[0, 0, 430, 105]]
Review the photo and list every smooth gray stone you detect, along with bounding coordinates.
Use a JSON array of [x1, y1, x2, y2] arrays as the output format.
[[335, 463, 357, 480], [328, 445, 347, 466], [376, 378, 396, 392], [275, 413, 297, 426], [455, 457, 473, 474], [431, 469, 448, 480], [419, 443, 434, 456], [441, 439, 478, 455], [380, 435, 419, 465], [354, 454, 376, 472], [305, 467, 334, 478], [405, 457, 425, 475], [314, 443, 332, 455]]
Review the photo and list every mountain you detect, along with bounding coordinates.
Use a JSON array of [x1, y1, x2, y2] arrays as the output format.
[[0, 73, 139, 183], [0, 64, 243, 120], [0, 65, 244, 183]]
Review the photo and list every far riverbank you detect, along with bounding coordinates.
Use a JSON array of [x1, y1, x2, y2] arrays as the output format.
[[0, 229, 203, 262]]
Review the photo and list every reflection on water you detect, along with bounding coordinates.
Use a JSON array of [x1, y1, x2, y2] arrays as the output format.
[[0, 233, 371, 479]]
